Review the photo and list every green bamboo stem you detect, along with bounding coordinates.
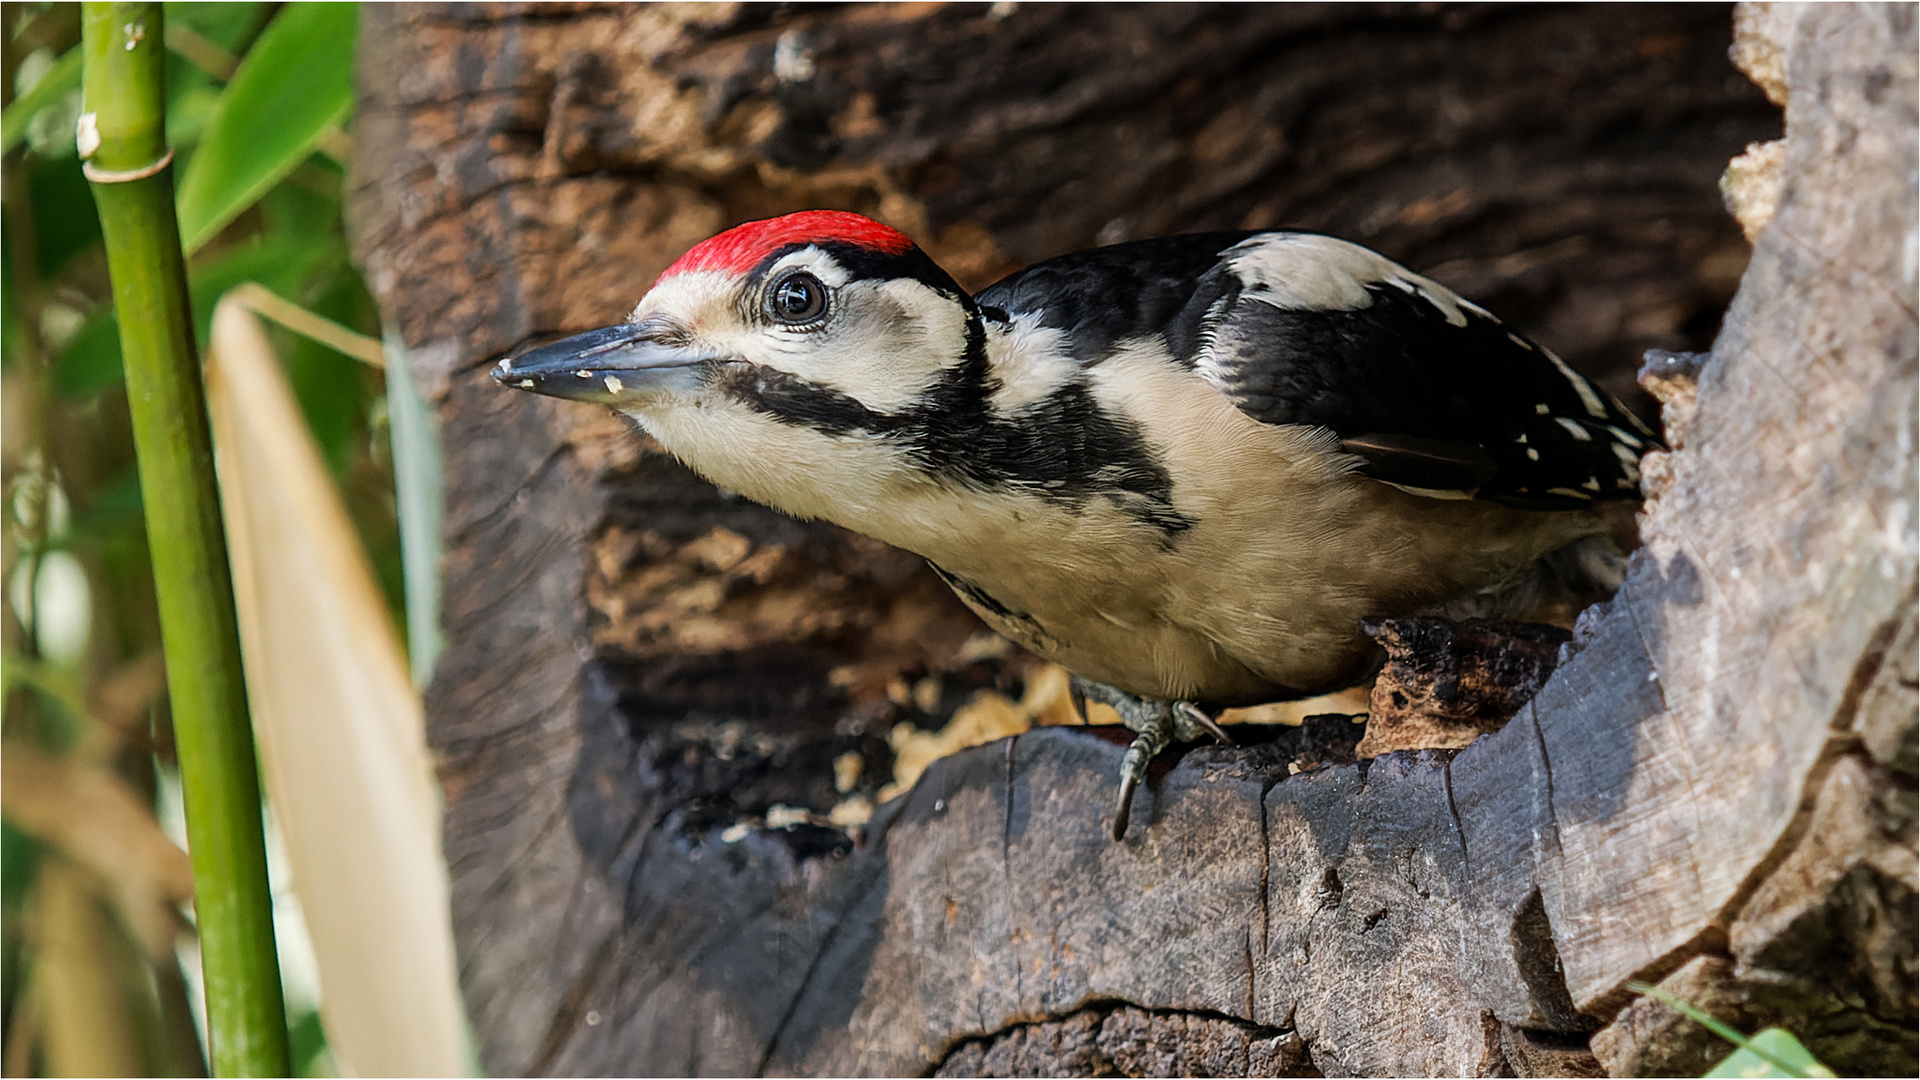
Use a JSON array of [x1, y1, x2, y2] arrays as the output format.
[[80, 4, 290, 1076]]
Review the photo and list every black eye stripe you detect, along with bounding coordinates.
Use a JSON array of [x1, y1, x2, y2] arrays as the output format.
[[766, 270, 828, 325]]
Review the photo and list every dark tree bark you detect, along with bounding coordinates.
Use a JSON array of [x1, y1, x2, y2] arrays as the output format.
[[348, 3, 1914, 1075]]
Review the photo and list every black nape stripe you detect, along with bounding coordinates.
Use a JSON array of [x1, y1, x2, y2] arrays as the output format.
[[903, 319, 1193, 537]]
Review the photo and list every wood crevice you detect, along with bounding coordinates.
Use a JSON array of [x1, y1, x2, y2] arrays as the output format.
[[927, 997, 1317, 1080]]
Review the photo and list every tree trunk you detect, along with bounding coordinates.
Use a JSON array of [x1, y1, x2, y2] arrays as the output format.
[[347, 3, 1914, 1075]]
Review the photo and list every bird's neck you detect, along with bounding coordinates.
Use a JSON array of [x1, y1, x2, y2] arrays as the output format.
[[623, 313, 1137, 565]]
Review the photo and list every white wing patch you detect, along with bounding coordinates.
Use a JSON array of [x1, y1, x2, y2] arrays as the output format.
[[1544, 347, 1611, 419], [1610, 441, 1643, 480], [1225, 233, 1489, 328], [1555, 417, 1594, 441], [1605, 424, 1646, 449]]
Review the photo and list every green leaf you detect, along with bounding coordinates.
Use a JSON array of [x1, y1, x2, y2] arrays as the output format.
[[287, 1009, 332, 1077], [1, 822, 40, 910], [174, 2, 357, 255], [1, 231, 25, 372], [64, 467, 146, 546], [31, 152, 104, 278], [385, 331, 445, 688], [257, 161, 341, 244], [278, 268, 379, 475], [164, 79, 222, 149], [166, 2, 274, 55], [1705, 1028, 1837, 1079], [52, 233, 338, 397], [0, 44, 83, 155], [48, 306, 123, 396]]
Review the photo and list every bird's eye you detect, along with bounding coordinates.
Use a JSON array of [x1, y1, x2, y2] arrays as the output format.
[[767, 271, 828, 326]]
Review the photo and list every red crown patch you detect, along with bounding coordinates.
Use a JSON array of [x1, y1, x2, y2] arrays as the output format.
[[656, 211, 915, 284]]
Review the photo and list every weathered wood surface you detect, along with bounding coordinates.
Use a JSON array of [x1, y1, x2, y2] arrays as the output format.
[[1554, 0, 1915, 1036], [346, 2, 1917, 1076], [1353, 618, 1571, 758]]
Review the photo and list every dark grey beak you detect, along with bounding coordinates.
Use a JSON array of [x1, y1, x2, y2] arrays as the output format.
[[491, 324, 707, 403]]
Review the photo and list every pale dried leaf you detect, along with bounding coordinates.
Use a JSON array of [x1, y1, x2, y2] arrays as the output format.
[[0, 740, 192, 959], [205, 296, 467, 1077]]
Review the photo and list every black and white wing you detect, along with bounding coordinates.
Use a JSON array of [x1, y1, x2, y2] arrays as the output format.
[[979, 231, 1661, 510], [1180, 232, 1659, 508]]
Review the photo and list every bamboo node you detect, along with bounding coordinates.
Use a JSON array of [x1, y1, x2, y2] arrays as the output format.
[[82, 147, 174, 184]]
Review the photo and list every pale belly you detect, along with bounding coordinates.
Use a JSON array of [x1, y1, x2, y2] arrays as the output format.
[[936, 567, 1291, 704], [911, 473, 1605, 706]]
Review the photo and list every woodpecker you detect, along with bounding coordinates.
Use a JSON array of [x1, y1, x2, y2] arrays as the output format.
[[493, 210, 1658, 840]]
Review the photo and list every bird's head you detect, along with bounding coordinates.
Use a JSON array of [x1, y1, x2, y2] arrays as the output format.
[[492, 211, 995, 523], [494, 210, 981, 428]]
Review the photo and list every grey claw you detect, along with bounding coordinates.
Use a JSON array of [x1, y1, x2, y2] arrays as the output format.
[[1071, 682, 1090, 726], [1069, 676, 1184, 840], [1112, 765, 1138, 840], [1177, 700, 1235, 746], [1112, 728, 1164, 841]]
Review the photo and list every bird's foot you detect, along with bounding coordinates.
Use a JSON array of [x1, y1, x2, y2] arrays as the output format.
[[1070, 676, 1234, 840]]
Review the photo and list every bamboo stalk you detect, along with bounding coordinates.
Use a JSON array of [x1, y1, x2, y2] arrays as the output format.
[[80, 4, 289, 1075]]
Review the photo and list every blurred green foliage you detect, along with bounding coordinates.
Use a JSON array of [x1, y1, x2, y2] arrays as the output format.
[[3, 3, 393, 1073], [175, 1, 355, 253]]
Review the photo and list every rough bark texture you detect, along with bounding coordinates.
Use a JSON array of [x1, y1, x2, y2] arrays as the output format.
[[347, 3, 1915, 1076], [934, 1004, 1317, 1079], [1354, 618, 1572, 759]]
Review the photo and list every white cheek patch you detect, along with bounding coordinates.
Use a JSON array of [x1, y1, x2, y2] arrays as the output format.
[[1227, 233, 1488, 328], [750, 277, 970, 414], [987, 312, 1077, 414], [634, 253, 970, 416], [631, 246, 981, 420]]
